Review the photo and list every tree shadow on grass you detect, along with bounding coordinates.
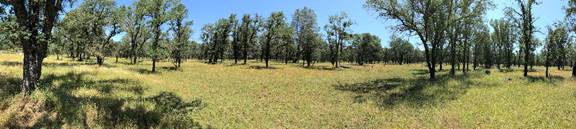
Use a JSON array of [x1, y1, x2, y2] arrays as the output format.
[[128, 68, 159, 74], [410, 69, 429, 76], [301, 65, 351, 71], [0, 73, 21, 101], [160, 66, 183, 72], [3, 72, 209, 128], [525, 75, 565, 85], [0, 61, 117, 68], [335, 70, 491, 109], [248, 65, 279, 70]]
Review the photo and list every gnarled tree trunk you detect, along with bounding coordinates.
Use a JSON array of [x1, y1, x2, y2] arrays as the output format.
[[10, 0, 63, 94]]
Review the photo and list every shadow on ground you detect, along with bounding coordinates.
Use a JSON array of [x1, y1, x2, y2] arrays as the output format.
[[0, 61, 116, 68], [335, 70, 493, 108], [526, 75, 565, 85], [301, 65, 352, 71], [128, 68, 159, 74], [0, 73, 21, 99], [0, 72, 209, 128], [248, 65, 279, 70]]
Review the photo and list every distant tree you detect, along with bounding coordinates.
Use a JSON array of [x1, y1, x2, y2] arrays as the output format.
[[509, 0, 538, 77], [490, 18, 517, 69], [50, 27, 67, 60], [168, 2, 192, 68], [203, 17, 233, 64], [144, 0, 177, 72], [235, 14, 263, 64], [0, 6, 17, 51], [551, 23, 569, 70], [200, 24, 216, 63], [544, 27, 556, 77], [472, 24, 491, 70], [325, 12, 353, 68], [292, 7, 321, 67], [365, 0, 451, 80], [388, 35, 413, 65], [442, 0, 492, 75], [279, 25, 295, 64], [567, 0, 576, 77], [544, 23, 570, 77], [60, 8, 90, 61], [120, 1, 149, 64], [67, 0, 122, 66], [262, 12, 289, 68], [238, 14, 253, 64], [228, 14, 242, 64], [352, 33, 382, 65]]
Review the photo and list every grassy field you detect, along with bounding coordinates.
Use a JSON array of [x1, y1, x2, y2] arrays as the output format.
[[1, 53, 576, 128]]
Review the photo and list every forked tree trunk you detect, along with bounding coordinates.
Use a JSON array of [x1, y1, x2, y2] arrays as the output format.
[[11, 0, 61, 94]]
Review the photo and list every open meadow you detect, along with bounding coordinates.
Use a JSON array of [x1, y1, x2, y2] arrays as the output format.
[[1, 54, 575, 128]]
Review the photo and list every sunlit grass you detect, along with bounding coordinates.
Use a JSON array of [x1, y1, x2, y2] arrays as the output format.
[[1, 54, 575, 128]]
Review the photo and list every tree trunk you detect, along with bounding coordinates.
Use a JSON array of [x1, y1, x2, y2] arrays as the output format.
[[450, 39, 456, 76], [131, 42, 137, 64], [176, 57, 181, 68], [545, 65, 549, 78], [22, 50, 43, 94], [11, 0, 61, 94], [572, 63, 576, 77], [243, 45, 248, 65], [96, 56, 104, 66], [152, 58, 157, 72]]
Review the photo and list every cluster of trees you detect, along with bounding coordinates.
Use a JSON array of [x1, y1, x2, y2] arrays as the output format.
[[54, 0, 195, 72], [543, 23, 571, 77], [0, 0, 198, 93], [365, 0, 576, 80], [197, 8, 421, 68]]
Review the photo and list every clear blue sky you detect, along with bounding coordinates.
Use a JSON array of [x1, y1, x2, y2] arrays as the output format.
[[105, 0, 567, 48]]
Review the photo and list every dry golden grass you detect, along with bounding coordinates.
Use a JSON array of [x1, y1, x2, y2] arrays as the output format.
[[1, 53, 576, 128]]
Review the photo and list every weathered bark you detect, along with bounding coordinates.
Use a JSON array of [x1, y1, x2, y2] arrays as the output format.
[[22, 49, 44, 94], [11, 0, 62, 94]]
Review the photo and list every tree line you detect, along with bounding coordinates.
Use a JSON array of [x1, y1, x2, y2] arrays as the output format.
[[1, 0, 576, 94], [365, 0, 576, 80], [197, 9, 424, 68], [0, 0, 421, 94]]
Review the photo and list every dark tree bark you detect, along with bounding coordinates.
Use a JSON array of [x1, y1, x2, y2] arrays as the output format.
[[10, 0, 63, 94], [152, 22, 160, 72], [96, 56, 104, 66], [572, 63, 576, 77]]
